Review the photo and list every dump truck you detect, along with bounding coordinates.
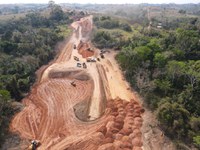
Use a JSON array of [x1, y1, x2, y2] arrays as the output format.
[[83, 63, 87, 68]]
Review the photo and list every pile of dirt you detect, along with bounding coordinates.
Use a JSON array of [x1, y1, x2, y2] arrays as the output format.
[[49, 69, 91, 81], [98, 99, 144, 150], [49, 70, 81, 79], [77, 41, 94, 58], [67, 98, 144, 150]]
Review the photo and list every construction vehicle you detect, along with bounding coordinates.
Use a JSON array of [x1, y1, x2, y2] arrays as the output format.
[[100, 53, 105, 59], [71, 81, 76, 87], [86, 58, 91, 62], [86, 47, 93, 52], [101, 49, 108, 54], [86, 47, 90, 51], [77, 63, 82, 67], [86, 57, 96, 62], [83, 63, 87, 68], [28, 140, 39, 150], [74, 56, 79, 61]]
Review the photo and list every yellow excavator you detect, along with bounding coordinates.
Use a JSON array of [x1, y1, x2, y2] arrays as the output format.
[[28, 140, 39, 150]]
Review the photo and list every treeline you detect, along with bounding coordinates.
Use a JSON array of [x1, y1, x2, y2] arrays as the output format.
[[116, 23, 200, 147], [93, 14, 200, 148], [92, 31, 123, 49], [94, 16, 132, 32], [92, 16, 131, 49], [0, 4, 77, 146]]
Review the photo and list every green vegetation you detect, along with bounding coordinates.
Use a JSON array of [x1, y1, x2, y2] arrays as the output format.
[[92, 16, 132, 49], [94, 16, 132, 32], [93, 12, 200, 148], [115, 19, 200, 148], [0, 3, 77, 146], [0, 2, 200, 148]]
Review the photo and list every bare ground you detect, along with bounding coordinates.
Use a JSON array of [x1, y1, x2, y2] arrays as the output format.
[[6, 15, 175, 150]]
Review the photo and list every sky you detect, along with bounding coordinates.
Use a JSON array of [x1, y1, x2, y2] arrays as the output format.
[[0, 0, 199, 4]]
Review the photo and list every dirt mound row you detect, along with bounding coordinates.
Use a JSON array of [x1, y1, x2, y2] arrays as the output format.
[[100, 99, 144, 150], [98, 99, 144, 150], [48, 69, 91, 81], [63, 98, 144, 150]]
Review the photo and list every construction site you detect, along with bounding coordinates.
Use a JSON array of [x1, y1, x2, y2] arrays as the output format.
[[9, 15, 175, 150]]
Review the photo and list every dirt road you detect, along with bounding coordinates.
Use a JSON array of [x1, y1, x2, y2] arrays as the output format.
[[10, 15, 174, 150]]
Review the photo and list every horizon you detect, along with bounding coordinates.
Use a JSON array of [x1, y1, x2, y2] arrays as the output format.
[[0, 0, 199, 5]]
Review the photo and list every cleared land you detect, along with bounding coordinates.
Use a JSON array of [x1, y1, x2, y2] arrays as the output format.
[[9, 15, 163, 150]]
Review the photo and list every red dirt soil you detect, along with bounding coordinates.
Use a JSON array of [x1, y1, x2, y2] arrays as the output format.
[[77, 41, 94, 58], [10, 15, 144, 150]]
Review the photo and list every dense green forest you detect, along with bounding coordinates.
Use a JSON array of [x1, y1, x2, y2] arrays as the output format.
[[93, 13, 200, 148], [0, 3, 86, 146]]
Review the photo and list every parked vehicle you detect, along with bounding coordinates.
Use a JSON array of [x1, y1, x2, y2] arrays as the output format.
[[83, 63, 87, 68], [74, 56, 79, 61], [77, 63, 82, 67], [86, 57, 96, 62]]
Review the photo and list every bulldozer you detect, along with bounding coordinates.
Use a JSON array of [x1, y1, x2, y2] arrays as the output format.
[[71, 81, 76, 87], [28, 140, 39, 150]]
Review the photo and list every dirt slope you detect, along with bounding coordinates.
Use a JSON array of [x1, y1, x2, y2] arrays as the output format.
[[9, 15, 174, 150]]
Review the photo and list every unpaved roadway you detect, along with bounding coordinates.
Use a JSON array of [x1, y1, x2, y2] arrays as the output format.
[[10, 15, 175, 150]]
